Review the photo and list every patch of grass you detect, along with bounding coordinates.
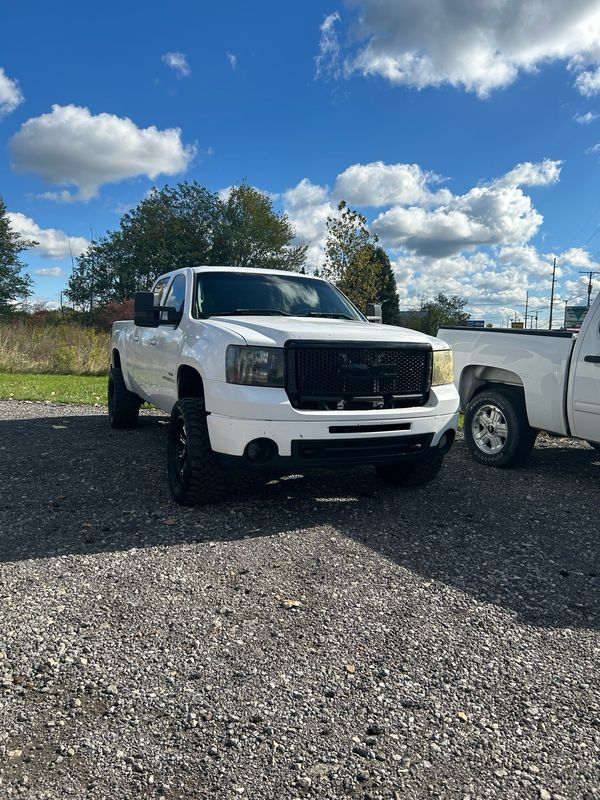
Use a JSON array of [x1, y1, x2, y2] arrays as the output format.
[[0, 373, 107, 406], [0, 321, 109, 375]]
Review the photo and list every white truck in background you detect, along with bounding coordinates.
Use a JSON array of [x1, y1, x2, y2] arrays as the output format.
[[109, 266, 459, 505], [439, 291, 600, 467]]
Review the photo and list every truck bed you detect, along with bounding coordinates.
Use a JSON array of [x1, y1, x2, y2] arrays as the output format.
[[438, 326, 576, 435]]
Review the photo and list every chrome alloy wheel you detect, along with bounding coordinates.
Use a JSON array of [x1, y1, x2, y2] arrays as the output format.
[[471, 403, 508, 454]]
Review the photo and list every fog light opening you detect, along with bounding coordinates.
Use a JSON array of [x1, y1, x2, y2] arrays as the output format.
[[438, 430, 455, 453], [244, 438, 278, 464]]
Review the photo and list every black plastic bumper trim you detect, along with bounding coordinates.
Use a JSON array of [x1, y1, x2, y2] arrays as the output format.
[[328, 422, 412, 434]]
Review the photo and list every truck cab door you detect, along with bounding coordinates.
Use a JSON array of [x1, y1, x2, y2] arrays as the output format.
[[146, 273, 187, 412], [569, 295, 600, 443], [130, 276, 171, 400]]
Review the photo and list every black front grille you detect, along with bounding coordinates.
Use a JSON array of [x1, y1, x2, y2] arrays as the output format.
[[285, 341, 432, 410]]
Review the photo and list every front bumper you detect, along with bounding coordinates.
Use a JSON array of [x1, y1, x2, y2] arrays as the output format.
[[205, 380, 459, 469]]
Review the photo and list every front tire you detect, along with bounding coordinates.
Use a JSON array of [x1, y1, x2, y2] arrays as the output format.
[[375, 453, 445, 487], [464, 388, 536, 468], [167, 398, 226, 505], [108, 367, 141, 429]]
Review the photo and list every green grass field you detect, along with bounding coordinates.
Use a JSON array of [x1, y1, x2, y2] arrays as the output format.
[[0, 373, 107, 405]]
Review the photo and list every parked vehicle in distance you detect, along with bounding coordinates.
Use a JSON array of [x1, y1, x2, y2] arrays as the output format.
[[439, 292, 600, 467], [109, 266, 459, 504]]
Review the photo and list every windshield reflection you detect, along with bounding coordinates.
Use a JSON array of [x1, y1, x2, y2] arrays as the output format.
[[196, 272, 363, 320]]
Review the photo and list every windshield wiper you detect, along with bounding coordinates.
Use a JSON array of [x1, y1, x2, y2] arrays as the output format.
[[205, 308, 293, 317], [300, 311, 355, 320]]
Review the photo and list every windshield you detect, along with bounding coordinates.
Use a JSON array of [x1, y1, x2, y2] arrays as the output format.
[[195, 271, 364, 321]]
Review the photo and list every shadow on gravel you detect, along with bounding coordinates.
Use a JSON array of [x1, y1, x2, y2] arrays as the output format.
[[1, 412, 598, 631]]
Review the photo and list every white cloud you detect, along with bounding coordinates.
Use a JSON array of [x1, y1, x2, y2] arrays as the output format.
[[24, 298, 61, 311], [496, 245, 554, 277], [575, 111, 598, 124], [372, 183, 543, 257], [218, 185, 280, 203], [7, 211, 90, 259], [560, 246, 598, 268], [283, 178, 336, 268], [333, 161, 451, 206], [227, 52, 237, 70], [315, 12, 341, 78], [33, 266, 65, 277], [248, 158, 593, 323], [326, 0, 600, 98], [575, 67, 600, 96], [0, 67, 24, 117], [162, 52, 191, 78], [496, 159, 562, 187], [10, 104, 196, 201]]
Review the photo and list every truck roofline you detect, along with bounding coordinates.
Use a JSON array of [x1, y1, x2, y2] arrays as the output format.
[[161, 265, 330, 281]]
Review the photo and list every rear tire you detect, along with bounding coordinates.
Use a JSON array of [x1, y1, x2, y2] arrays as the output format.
[[375, 453, 445, 487], [167, 398, 226, 505], [464, 388, 536, 468], [108, 367, 141, 429]]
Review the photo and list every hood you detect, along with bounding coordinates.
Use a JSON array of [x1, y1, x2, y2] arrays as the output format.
[[204, 315, 448, 349]]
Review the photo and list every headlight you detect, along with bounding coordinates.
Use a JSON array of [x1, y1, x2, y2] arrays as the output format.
[[431, 349, 454, 386], [226, 346, 285, 387]]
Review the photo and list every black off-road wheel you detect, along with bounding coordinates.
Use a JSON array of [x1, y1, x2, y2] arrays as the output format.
[[375, 452, 445, 487], [108, 367, 141, 429], [464, 388, 537, 468], [167, 398, 227, 505]]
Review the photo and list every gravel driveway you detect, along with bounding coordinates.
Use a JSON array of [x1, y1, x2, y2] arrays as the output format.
[[0, 400, 599, 800]]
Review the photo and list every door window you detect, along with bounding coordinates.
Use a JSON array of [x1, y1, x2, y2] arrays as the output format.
[[164, 274, 186, 314], [152, 276, 170, 305]]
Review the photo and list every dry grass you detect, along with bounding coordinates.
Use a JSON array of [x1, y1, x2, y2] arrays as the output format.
[[0, 321, 110, 376]]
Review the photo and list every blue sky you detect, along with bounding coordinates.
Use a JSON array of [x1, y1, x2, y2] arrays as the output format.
[[2, 0, 600, 326]]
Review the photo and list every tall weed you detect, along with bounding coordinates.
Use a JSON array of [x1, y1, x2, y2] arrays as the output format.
[[0, 320, 110, 375]]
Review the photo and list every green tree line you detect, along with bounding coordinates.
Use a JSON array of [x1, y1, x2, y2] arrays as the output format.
[[0, 182, 469, 331]]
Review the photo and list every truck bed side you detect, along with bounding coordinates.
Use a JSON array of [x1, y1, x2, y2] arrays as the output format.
[[111, 321, 138, 395], [438, 327, 575, 435]]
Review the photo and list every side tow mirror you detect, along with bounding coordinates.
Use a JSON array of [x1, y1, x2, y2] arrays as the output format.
[[365, 302, 383, 324], [134, 291, 160, 328]]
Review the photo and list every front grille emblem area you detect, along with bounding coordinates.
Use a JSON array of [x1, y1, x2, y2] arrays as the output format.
[[340, 362, 396, 382]]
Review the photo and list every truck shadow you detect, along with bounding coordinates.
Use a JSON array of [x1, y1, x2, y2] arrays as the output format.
[[1, 411, 598, 631]]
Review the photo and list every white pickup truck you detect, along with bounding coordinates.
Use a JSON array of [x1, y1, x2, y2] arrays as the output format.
[[439, 291, 600, 467], [109, 266, 459, 504]]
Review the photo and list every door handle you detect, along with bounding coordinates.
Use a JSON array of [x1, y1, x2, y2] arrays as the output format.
[[149, 338, 158, 346], [132, 335, 140, 342], [584, 354, 600, 363]]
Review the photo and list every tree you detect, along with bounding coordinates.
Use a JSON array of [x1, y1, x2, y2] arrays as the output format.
[[67, 182, 221, 308], [402, 293, 470, 336], [322, 201, 381, 311], [0, 196, 35, 312], [67, 182, 307, 309], [212, 184, 307, 271], [372, 247, 401, 325]]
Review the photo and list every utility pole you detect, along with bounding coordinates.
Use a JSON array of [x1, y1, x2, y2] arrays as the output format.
[[524, 291, 529, 328], [579, 270, 600, 307], [549, 258, 557, 330]]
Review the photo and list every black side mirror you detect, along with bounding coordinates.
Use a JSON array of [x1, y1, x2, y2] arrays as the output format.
[[365, 303, 383, 324], [134, 291, 159, 328], [134, 291, 184, 327]]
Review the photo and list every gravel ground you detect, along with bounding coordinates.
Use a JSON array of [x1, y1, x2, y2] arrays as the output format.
[[0, 400, 599, 800]]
